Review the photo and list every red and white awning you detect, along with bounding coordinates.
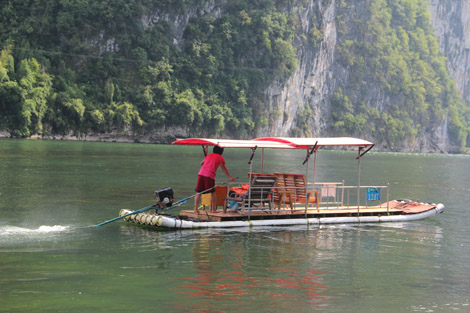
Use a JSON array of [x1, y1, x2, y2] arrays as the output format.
[[172, 138, 294, 149], [254, 137, 374, 149], [172, 137, 373, 149]]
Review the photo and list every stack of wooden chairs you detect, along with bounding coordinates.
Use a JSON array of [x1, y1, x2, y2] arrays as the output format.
[[273, 172, 319, 211], [247, 172, 319, 212]]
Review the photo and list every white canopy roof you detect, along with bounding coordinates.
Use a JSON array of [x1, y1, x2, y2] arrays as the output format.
[[171, 138, 294, 149], [172, 137, 374, 149], [254, 137, 374, 149]]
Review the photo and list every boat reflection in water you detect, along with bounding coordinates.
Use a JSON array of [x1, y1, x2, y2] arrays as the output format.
[[177, 231, 330, 312], [117, 218, 447, 311]]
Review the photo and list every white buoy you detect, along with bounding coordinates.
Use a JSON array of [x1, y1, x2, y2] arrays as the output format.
[[140, 214, 149, 224], [119, 210, 130, 221], [150, 215, 158, 226]]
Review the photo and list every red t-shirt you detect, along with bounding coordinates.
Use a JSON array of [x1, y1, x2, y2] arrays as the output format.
[[198, 153, 225, 180]]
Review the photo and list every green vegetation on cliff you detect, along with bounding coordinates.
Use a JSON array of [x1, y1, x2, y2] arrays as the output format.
[[0, 0, 468, 151], [335, 0, 469, 151], [1, 0, 299, 138]]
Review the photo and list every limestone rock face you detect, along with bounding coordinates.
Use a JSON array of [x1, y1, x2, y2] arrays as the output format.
[[429, 0, 470, 102], [263, 0, 337, 138], [141, 0, 224, 48], [258, 0, 468, 152], [87, 0, 469, 151]]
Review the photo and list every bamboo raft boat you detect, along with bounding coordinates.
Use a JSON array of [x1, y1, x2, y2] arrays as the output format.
[[117, 137, 444, 230], [120, 201, 443, 229]]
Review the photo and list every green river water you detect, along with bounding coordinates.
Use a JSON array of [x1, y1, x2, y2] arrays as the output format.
[[0, 139, 469, 313]]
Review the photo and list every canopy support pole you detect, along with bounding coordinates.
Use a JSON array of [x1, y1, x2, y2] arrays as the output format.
[[247, 146, 257, 220], [313, 150, 317, 186], [248, 146, 257, 165], [305, 150, 309, 217], [302, 142, 317, 165], [201, 145, 208, 157], [302, 143, 317, 218], [357, 144, 375, 159], [261, 148, 265, 173], [354, 144, 373, 212], [357, 147, 363, 213]]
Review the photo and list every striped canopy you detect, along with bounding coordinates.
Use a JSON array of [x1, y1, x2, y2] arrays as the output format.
[[254, 137, 374, 149], [172, 137, 373, 149]]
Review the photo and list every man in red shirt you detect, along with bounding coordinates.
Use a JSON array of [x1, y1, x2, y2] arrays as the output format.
[[194, 145, 235, 213]]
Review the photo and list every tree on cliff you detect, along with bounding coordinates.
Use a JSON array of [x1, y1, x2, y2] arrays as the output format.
[[0, 48, 52, 137]]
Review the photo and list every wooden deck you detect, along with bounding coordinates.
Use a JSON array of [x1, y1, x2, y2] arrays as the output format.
[[179, 201, 437, 222]]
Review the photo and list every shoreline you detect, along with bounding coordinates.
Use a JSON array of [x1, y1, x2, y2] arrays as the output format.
[[1, 130, 467, 154], [0, 129, 184, 145]]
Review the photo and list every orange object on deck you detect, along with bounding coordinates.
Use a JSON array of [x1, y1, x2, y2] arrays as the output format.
[[201, 186, 228, 210]]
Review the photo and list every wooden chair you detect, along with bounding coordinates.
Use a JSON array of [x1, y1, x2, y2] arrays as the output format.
[[226, 175, 277, 212], [274, 173, 319, 211]]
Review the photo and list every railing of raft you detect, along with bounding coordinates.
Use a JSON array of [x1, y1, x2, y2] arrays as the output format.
[[225, 182, 390, 218], [313, 181, 345, 208], [272, 184, 390, 214]]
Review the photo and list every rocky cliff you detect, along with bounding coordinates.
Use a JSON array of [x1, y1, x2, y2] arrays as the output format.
[[263, 0, 337, 137], [81, 0, 470, 152], [429, 0, 470, 102], [259, 0, 468, 152], [3, 0, 467, 152]]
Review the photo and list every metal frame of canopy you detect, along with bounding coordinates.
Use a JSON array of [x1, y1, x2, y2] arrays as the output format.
[[172, 137, 375, 212], [172, 138, 296, 172], [254, 137, 374, 201], [173, 138, 298, 217]]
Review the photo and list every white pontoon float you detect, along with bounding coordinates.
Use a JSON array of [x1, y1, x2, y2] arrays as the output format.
[[119, 137, 444, 229]]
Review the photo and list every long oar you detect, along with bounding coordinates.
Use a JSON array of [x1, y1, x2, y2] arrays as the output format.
[[94, 178, 237, 227], [94, 204, 158, 227]]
